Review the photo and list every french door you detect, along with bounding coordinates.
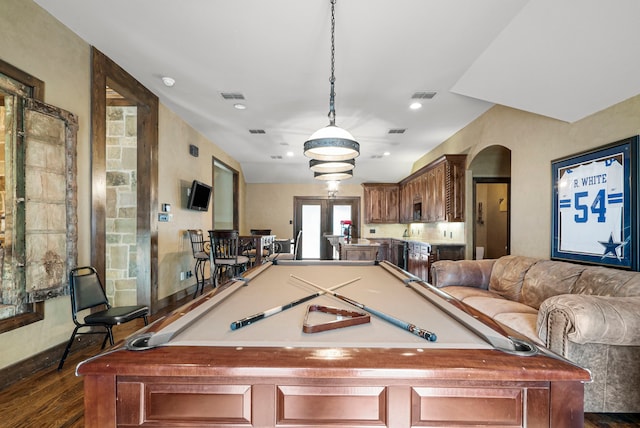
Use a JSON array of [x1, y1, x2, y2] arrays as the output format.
[[293, 197, 360, 260]]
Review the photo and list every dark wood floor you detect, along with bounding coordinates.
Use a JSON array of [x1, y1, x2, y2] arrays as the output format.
[[1, 285, 638, 428]]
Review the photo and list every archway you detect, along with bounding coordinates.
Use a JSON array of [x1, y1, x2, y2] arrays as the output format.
[[469, 146, 511, 260]]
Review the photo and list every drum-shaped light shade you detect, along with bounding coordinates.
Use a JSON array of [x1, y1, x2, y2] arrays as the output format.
[[309, 158, 355, 174], [304, 125, 360, 161], [314, 170, 353, 181]]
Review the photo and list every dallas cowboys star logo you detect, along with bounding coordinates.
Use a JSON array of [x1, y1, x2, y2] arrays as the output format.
[[598, 233, 628, 260]]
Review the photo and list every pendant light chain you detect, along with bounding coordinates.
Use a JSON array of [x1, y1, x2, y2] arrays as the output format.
[[328, 0, 337, 126], [303, 0, 359, 171]]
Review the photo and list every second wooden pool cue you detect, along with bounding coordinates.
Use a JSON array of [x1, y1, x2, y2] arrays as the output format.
[[230, 276, 361, 330], [291, 274, 437, 342]]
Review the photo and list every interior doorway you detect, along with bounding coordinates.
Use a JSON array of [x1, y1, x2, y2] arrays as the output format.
[[470, 145, 511, 260], [474, 179, 510, 259], [91, 48, 159, 311], [293, 197, 360, 260]]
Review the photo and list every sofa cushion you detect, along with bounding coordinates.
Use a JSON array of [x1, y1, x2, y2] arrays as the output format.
[[430, 259, 495, 289], [575, 266, 640, 297], [438, 286, 505, 302], [493, 312, 543, 345], [440, 286, 543, 345], [462, 296, 538, 319], [521, 260, 586, 309], [488, 255, 539, 303]]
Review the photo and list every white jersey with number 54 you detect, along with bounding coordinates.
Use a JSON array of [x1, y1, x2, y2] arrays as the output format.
[[558, 158, 624, 256]]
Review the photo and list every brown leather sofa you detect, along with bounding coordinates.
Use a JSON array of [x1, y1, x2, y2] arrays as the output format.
[[430, 255, 640, 413]]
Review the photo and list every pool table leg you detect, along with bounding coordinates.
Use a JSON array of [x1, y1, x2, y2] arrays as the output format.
[[84, 374, 117, 426]]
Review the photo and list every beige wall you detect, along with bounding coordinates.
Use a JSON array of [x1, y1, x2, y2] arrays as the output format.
[[0, 0, 245, 369], [0, 0, 91, 369], [245, 183, 364, 239], [157, 105, 244, 300], [416, 98, 640, 258]]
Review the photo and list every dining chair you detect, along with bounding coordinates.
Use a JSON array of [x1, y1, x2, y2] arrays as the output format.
[[208, 230, 250, 287], [242, 230, 274, 266]]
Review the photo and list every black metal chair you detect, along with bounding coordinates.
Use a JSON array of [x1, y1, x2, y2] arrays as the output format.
[[209, 230, 250, 287], [58, 266, 149, 370], [188, 229, 211, 298]]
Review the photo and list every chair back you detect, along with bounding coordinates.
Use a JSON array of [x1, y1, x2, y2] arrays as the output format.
[[209, 230, 241, 263], [188, 229, 209, 258], [69, 266, 110, 319], [250, 229, 271, 235], [292, 229, 303, 260]]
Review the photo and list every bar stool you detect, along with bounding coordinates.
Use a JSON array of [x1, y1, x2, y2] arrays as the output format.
[[188, 229, 210, 298]]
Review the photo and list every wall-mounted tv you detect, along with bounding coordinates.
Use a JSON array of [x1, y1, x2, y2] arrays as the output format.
[[187, 180, 212, 211]]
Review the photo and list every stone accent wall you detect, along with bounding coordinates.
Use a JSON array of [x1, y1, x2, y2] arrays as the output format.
[[106, 106, 137, 306]]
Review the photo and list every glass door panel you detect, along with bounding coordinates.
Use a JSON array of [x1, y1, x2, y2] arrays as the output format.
[[294, 197, 360, 260], [331, 204, 352, 259], [301, 204, 321, 259]]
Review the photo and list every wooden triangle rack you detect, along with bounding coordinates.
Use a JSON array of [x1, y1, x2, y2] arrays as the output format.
[[302, 304, 370, 333]]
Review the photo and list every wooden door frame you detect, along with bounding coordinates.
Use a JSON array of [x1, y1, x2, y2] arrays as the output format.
[[293, 196, 361, 260], [472, 178, 511, 259], [91, 48, 159, 312], [212, 157, 239, 231]]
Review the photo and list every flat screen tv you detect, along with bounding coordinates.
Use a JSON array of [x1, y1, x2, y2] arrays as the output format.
[[187, 180, 212, 211]]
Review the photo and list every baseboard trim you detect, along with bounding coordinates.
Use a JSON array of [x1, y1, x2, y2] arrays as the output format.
[[1, 283, 210, 391], [154, 280, 212, 313], [0, 334, 102, 390]]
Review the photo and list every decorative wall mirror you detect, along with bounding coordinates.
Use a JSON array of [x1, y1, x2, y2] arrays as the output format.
[[0, 60, 78, 332]]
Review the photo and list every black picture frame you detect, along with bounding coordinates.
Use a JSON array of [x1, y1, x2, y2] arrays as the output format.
[[551, 136, 639, 270]]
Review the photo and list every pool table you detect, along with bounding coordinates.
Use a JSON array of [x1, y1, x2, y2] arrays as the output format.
[[77, 260, 589, 427]]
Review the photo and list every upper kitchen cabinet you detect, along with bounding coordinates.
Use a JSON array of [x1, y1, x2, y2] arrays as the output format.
[[400, 154, 466, 223], [362, 183, 399, 223]]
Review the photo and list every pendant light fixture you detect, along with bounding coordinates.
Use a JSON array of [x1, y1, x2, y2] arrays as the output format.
[[309, 158, 355, 174], [314, 170, 354, 181], [304, 0, 359, 172]]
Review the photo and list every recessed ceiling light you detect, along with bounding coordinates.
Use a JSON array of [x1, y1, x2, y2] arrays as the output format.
[[383, 152, 391, 156], [233, 103, 247, 110], [286, 151, 294, 157], [409, 102, 422, 110], [161, 76, 175, 87]]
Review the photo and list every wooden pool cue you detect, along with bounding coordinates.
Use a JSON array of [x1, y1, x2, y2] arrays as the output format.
[[291, 274, 437, 342], [230, 276, 361, 330]]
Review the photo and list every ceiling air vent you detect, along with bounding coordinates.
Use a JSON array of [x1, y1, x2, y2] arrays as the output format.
[[370, 155, 383, 159], [411, 91, 437, 99], [388, 129, 406, 134], [221, 92, 245, 100], [249, 129, 266, 134], [270, 155, 283, 160]]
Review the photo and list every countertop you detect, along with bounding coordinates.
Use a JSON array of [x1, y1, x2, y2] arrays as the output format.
[[365, 237, 466, 246]]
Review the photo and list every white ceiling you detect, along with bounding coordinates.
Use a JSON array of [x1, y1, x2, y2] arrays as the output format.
[[34, 0, 640, 184]]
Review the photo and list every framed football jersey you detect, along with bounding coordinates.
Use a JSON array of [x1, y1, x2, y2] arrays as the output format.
[[551, 136, 639, 269]]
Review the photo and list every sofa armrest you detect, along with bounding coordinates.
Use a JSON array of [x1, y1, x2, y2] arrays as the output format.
[[538, 294, 640, 349], [430, 259, 496, 290]]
